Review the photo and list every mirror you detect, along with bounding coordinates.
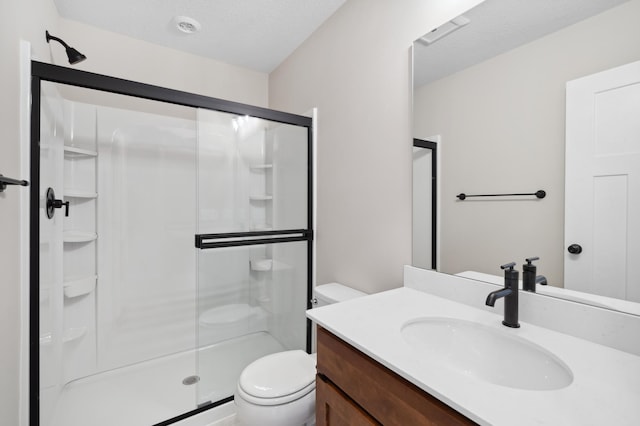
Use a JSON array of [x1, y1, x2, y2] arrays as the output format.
[[412, 0, 640, 314]]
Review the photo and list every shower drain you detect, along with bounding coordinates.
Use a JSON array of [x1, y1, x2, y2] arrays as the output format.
[[182, 375, 200, 386]]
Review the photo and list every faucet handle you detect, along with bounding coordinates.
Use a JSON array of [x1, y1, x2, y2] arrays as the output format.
[[525, 256, 540, 265], [500, 262, 516, 270]]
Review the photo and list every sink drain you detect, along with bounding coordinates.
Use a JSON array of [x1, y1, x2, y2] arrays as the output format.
[[182, 375, 200, 386]]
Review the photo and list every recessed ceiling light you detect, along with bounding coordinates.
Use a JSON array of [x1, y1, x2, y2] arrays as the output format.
[[174, 16, 201, 34]]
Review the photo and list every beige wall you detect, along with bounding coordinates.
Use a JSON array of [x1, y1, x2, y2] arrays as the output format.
[[0, 1, 268, 424], [269, 0, 482, 294], [57, 18, 269, 107], [414, 0, 640, 285]]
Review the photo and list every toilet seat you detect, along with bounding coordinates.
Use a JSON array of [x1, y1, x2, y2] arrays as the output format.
[[237, 350, 316, 406], [237, 380, 315, 406]]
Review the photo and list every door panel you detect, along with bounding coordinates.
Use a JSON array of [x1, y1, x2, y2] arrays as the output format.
[[195, 108, 312, 406], [565, 60, 640, 302], [197, 109, 308, 234], [39, 82, 65, 421], [412, 139, 437, 270]]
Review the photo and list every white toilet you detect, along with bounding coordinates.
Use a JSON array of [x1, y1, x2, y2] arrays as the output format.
[[234, 283, 366, 426]]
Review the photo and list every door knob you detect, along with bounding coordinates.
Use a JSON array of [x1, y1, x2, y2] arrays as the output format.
[[46, 187, 69, 219], [567, 244, 582, 254]]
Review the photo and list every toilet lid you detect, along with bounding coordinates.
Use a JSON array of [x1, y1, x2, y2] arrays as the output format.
[[239, 350, 316, 400]]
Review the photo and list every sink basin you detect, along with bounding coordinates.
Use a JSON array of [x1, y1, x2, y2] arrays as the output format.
[[401, 317, 573, 391]]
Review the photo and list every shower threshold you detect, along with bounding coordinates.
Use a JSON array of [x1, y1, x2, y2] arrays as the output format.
[[47, 331, 285, 426]]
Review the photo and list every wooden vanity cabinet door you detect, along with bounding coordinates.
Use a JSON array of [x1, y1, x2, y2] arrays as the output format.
[[316, 327, 477, 426], [316, 374, 380, 426]]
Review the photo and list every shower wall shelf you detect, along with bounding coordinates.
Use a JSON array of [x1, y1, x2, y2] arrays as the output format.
[[63, 276, 97, 298], [251, 259, 273, 272], [39, 328, 90, 347], [199, 303, 261, 326], [40, 332, 52, 347], [63, 146, 98, 157], [249, 195, 273, 201], [62, 327, 87, 343], [250, 164, 273, 170], [63, 231, 97, 243], [64, 189, 98, 198]]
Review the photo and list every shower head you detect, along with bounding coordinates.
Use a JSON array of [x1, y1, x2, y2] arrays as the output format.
[[45, 30, 87, 65]]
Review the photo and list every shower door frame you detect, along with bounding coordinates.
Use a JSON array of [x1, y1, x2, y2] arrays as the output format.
[[29, 61, 314, 426]]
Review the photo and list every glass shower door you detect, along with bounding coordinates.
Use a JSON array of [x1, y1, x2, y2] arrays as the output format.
[[35, 80, 199, 426], [195, 108, 312, 406]]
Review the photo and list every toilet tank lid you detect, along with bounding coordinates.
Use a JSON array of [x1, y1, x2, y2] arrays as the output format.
[[314, 283, 367, 304], [239, 350, 316, 399]]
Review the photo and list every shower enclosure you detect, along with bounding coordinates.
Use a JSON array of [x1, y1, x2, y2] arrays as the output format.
[[31, 62, 313, 426]]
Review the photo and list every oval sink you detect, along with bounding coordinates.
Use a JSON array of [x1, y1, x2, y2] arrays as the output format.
[[401, 317, 573, 391]]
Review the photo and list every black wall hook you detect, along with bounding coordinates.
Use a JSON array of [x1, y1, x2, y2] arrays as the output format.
[[0, 174, 29, 193]]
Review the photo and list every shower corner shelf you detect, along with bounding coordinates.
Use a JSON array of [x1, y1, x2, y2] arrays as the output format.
[[63, 145, 98, 157], [64, 189, 98, 199], [250, 259, 273, 272], [63, 231, 97, 243], [249, 194, 273, 201], [39, 327, 88, 346], [64, 275, 97, 298], [39, 332, 52, 347], [63, 327, 87, 344], [250, 164, 273, 170]]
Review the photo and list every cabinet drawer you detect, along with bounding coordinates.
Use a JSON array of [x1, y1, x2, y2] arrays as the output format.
[[316, 327, 477, 426], [316, 374, 380, 426]]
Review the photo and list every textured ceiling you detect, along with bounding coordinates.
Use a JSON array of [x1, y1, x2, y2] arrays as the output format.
[[414, 0, 630, 88], [53, 0, 347, 73]]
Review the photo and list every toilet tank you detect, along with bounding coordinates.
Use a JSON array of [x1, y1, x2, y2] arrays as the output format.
[[313, 283, 366, 307]]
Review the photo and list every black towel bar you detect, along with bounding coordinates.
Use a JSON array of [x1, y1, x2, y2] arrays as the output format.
[[0, 174, 30, 193], [456, 190, 546, 200]]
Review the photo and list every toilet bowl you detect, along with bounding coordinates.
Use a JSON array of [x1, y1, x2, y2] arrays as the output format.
[[234, 283, 366, 426], [234, 350, 317, 426]]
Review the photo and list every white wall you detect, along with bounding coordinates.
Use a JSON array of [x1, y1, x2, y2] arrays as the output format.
[[269, 0, 483, 294], [1, 2, 60, 424], [413, 0, 640, 285], [0, 1, 269, 424]]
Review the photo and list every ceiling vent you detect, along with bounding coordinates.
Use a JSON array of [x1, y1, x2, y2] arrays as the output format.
[[174, 16, 201, 34]]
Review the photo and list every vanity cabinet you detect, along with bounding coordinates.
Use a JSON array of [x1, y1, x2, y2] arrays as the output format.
[[316, 327, 476, 426]]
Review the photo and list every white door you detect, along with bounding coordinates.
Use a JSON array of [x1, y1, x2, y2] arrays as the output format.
[[565, 60, 640, 302]]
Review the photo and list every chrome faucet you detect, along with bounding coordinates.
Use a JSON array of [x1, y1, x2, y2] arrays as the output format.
[[485, 262, 520, 328], [522, 257, 547, 292]]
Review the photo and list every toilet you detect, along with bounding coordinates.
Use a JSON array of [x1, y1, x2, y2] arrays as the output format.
[[233, 283, 366, 426]]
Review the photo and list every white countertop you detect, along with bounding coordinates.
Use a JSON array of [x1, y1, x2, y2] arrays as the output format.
[[307, 287, 640, 426]]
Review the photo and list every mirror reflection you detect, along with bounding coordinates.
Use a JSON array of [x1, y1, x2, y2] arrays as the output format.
[[412, 0, 640, 314]]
